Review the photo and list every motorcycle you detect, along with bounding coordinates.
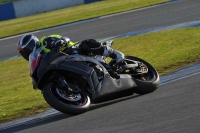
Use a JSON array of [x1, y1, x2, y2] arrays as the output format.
[[29, 40, 160, 115]]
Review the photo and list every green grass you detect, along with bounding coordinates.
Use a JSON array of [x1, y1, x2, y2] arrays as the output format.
[[113, 28, 200, 75], [0, 0, 18, 4], [0, 0, 170, 38], [0, 58, 49, 123], [1, 27, 200, 123]]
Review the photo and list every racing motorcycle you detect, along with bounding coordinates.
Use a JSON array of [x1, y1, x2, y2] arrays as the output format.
[[30, 40, 160, 115]]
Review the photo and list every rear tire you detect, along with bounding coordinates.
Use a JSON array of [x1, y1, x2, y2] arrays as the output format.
[[125, 56, 160, 94], [42, 82, 90, 115]]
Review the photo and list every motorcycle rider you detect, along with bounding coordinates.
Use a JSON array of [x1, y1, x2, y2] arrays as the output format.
[[17, 34, 124, 88], [17, 34, 124, 64], [17, 34, 124, 89]]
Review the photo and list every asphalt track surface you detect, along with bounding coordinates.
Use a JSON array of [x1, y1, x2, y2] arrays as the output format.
[[1, 0, 200, 132], [1, 67, 200, 133]]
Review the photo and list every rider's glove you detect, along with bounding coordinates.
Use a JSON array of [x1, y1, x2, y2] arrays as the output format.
[[50, 40, 65, 52], [55, 40, 66, 48], [61, 37, 70, 45], [55, 37, 70, 48]]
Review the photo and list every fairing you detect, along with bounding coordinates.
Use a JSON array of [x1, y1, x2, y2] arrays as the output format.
[[29, 47, 43, 76], [36, 54, 136, 102]]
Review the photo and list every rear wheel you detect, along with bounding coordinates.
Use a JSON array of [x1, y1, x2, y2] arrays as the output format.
[[42, 82, 90, 115], [124, 56, 160, 94]]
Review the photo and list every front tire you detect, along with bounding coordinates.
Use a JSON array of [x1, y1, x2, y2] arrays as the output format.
[[42, 83, 91, 115]]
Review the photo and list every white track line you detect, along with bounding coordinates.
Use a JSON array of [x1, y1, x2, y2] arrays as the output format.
[[160, 71, 200, 85], [0, 0, 179, 41]]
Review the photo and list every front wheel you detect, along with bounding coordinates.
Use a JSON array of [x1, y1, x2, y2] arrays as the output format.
[[42, 83, 91, 115]]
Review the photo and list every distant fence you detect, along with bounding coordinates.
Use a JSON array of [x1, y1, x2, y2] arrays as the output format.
[[0, 2, 15, 21], [0, 0, 100, 21]]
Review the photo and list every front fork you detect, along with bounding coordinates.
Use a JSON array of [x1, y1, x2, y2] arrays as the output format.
[[56, 76, 80, 94]]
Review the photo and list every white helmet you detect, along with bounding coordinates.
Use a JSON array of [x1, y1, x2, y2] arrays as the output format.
[[17, 34, 40, 61]]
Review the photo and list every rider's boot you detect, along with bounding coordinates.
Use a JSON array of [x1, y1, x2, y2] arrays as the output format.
[[102, 45, 124, 79], [102, 45, 124, 64]]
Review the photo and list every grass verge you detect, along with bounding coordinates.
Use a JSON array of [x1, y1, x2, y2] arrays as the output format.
[[0, 0, 18, 4], [0, 0, 170, 38], [1, 27, 200, 123]]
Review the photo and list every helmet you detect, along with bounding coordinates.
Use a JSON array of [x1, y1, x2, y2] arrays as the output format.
[[17, 34, 40, 61]]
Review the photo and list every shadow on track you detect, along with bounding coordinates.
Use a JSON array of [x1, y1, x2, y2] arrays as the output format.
[[0, 94, 140, 133]]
